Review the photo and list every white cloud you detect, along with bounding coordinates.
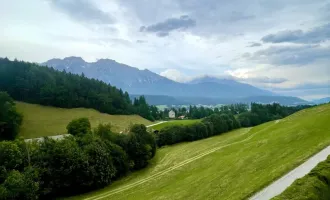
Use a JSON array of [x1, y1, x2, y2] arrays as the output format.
[[160, 69, 191, 82]]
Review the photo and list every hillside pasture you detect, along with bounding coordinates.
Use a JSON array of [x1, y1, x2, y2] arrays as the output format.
[[16, 102, 152, 139]]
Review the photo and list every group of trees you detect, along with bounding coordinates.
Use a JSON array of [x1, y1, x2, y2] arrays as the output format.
[[0, 119, 156, 199], [0, 92, 23, 140], [156, 103, 313, 147], [156, 113, 240, 147], [160, 103, 249, 120], [0, 58, 155, 121], [237, 103, 313, 127]]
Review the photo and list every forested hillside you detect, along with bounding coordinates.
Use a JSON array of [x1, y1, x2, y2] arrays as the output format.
[[0, 58, 155, 120]]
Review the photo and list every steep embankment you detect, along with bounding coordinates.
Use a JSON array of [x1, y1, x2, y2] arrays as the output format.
[[69, 103, 330, 200], [16, 102, 152, 139]]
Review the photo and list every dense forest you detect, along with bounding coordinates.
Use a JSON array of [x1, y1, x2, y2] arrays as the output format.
[[0, 58, 156, 121]]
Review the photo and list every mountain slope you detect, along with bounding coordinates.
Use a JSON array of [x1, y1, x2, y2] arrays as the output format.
[[43, 57, 272, 98]]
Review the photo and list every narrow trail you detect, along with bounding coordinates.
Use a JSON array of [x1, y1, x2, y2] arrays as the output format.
[[249, 145, 330, 200], [146, 121, 166, 128], [26, 122, 165, 141], [84, 123, 276, 200]]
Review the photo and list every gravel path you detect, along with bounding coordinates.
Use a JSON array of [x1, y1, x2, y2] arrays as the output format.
[[250, 145, 330, 200], [24, 134, 70, 142], [25, 122, 166, 141], [146, 121, 166, 128]]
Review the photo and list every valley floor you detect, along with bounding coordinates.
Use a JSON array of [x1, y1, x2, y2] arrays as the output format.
[[68, 104, 330, 200]]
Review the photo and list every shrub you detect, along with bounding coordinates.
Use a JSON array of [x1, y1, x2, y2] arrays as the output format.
[[31, 137, 89, 197], [126, 124, 156, 170], [66, 117, 91, 136], [0, 167, 39, 200], [0, 141, 24, 174], [82, 139, 116, 187]]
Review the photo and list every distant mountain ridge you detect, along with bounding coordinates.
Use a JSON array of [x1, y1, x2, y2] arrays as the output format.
[[43, 57, 273, 99], [131, 95, 309, 106], [313, 97, 330, 104]]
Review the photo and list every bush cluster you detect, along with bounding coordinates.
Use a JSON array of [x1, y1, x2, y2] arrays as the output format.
[[156, 113, 241, 147]]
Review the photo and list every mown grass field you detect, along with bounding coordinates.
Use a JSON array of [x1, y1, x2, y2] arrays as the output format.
[[69, 104, 330, 200], [16, 102, 152, 139], [150, 119, 202, 130]]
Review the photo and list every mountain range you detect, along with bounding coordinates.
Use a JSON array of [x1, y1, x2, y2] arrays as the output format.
[[43, 57, 308, 105]]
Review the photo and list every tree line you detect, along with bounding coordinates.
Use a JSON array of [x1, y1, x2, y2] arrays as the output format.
[[0, 119, 156, 199], [0, 58, 155, 121], [156, 113, 240, 147]]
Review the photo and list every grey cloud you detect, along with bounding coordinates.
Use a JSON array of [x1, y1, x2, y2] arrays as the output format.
[[49, 0, 114, 24], [247, 42, 262, 47], [136, 40, 147, 43], [228, 11, 255, 22], [119, 0, 327, 37], [240, 77, 288, 84], [247, 44, 330, 65], [280, 81, 330, 90], [262, 23, 330, 44], [140, 15, 196, 37]]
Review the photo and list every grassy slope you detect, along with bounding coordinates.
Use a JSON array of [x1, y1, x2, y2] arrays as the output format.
[[151, 119, 202, 130], [273, 155, 330, 200], [70, 104, 330, 200], [16, 102, 152, 139]]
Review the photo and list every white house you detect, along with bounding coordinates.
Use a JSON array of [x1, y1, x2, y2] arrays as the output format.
[[169, 110, 176, 119]]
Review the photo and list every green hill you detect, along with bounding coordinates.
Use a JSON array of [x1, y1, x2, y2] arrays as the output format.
[[70, 103, 330, 200], [16, 102, 152, 139]]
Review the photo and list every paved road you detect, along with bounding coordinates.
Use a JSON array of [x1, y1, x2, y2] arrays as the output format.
[[250, 145, 330, 200]]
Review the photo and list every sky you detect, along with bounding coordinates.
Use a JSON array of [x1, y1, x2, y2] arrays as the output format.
[[0, 0, 329, 100]]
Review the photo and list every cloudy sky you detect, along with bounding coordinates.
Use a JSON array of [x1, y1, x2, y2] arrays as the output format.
[[0, 0, 329, 100]]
